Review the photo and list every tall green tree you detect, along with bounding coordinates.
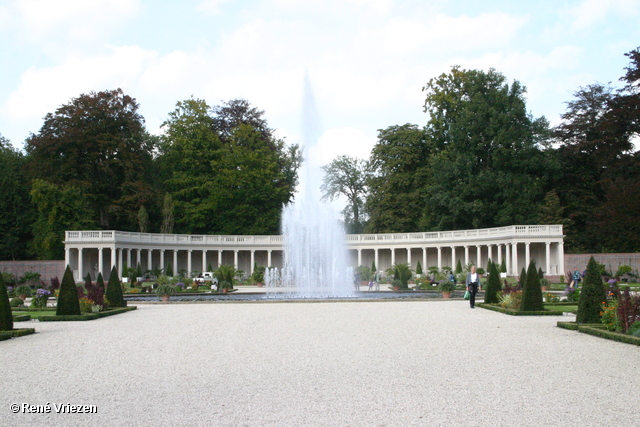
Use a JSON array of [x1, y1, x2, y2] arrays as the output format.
[[0, 135, 33, 260], [421, 66, 555, 231], [159, 98, 300, 235], [30, 179, 95, 260], [321, 155, 370, 233], [25, 88, 155, 231], [365, 124, 431, 232]]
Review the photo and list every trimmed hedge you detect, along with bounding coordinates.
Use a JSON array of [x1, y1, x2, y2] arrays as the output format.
[[12, 314, 31, 322], [477, 303, 563, 316], [0, 328, 36, 341], [39, 306, 136, 322], [557, 321, 640, 346]]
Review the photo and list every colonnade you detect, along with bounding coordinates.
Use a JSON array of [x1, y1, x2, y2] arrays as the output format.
[[64, 225, 565, 281]]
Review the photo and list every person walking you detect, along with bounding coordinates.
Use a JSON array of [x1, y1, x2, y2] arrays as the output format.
[[466, 266, 480, 309]]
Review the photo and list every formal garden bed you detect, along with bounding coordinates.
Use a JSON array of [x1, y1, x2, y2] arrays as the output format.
[[477, 303, 564, 316], [557, 321, 640, 346], [38, 306, 136, 321], [0, 328, 36, 341]]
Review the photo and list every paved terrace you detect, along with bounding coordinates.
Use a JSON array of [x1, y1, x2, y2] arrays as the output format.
[[2, 300, 638, 426]]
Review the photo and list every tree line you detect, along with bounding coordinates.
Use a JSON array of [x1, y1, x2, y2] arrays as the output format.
[[0, 94, 301, 260], [322, 46, 640, 254]]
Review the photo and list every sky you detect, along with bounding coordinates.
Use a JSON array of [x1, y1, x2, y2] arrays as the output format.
[[1, 0, 639, 170]]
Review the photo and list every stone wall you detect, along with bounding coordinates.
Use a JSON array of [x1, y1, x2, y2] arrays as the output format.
[[0, 260, 66, 283], [564, 253, 640, 277]]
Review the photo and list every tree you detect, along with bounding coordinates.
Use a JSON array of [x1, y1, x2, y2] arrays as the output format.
[[161, 193, 175, 234], [576, 256, 608, 323], [57, 265, 81, 315], [25, 88, 155, 231], [518, 267, 527, 289], [30, 179, 95, 260], [0, 135, 33, 260], [0, 273, 13, 331], [484, 261, 501, 304], [421, 66, 555, 231], [321, 155, 370, 233], [105, 266, 125, 308], [521, 261, 543, 311], [415, 261, 423, 276], [159, 98, 300, 235], [137, 205, 149, 233], [365, 124, 432, 233]]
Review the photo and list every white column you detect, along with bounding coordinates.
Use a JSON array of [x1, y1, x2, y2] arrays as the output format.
[[497, 244, 502, 267], [173, 250, 178, 277], [78, 248, 84, 281], [187, 250, 193, 276], [406, 248, 411, 267], [357, 249, 362, 266], [267, 250, 272, 268], [390, 248, 395, 266], [505, 244, 511, 275], [117, 248, 123, 277], [136, 249, 141, 269], [374, 248, 379, 272], [422, 248, 427, 273], [250, 250, 255, 274], [147, 249, 153, 272], [234, 250, 239, 270], [512, 243, 518, 275], [110, 247, 116, 273], [218, 250, 223, 267], [525, 242, 530, 270], [98, 247, 104, 277], [488, 245, 493, 265], [65, 247, 70, 270], [545, 242, 551, 276], [464, 246, 469, 267], [202, 250, 208, 272], [437, 246, 442, 270], [476, 246, 481, 268], [160, 250, 165, 273], [127, 249, 132, 271], [451, 246, 456, 271], [558, 241, 565, 277]]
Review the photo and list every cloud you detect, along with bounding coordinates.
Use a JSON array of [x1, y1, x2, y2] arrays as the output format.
[[197, 0, 232, 15], [6, 0, 141, 45], [565, 0, 640, 31]]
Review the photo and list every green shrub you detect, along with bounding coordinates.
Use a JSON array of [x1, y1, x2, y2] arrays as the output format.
[[10, 297, 24, 307], [56, 265, 81, 316], [484, 262, 501, 304], [0, 275, 13, 331], [214, 265, 241, 290], [386, 263, 413, 290], [629, 322, 640, 337], [415, 261, 423, 276], [521, 261, 544, 311], [79, 297, 95, 314], [518, 267, 527, 289], [105, 266, 125, 308], [14, 284, 32, 298], [576, 256, 608, 324]]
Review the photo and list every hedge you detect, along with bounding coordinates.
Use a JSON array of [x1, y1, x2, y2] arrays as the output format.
[[477, 303, 563, 316], [39, 306, 136, 322], [557, 321, 640, 346], [12, 314, 31, 322], [0, 328, 36, 341]]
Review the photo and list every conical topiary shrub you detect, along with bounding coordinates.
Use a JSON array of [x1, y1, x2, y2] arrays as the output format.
[[371, 260, 376, 273], [455, 259, 463, 274], [166, 263, 174, 277], [88, 272, 105, 307], [500, 259, 507, 273], [416, 261, 423, 276], [576, 256, 608, 324], [105, 266, 125, 308], [0, 273, 13, 331], [484, 261, 501, 304], [57, 265, 81, 315], [518, 267, 527, 289], [521, 261, 544, 311]]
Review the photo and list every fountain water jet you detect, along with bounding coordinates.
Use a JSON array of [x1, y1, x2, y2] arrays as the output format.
[[271, 72, 354, 298]]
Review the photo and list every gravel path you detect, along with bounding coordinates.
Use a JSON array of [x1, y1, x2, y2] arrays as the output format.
[[2, 300, 638, 426]]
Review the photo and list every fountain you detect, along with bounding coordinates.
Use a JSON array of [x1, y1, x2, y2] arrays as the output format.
[[265, 72, 355, 298]]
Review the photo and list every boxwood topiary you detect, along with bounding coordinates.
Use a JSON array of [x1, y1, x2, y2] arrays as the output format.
[[521, 261, 544, 311], [105, 266, 125, 308], [484, 261, 501, 304], [10, 297, 24, 307], [57, 265, 81, 316], [576, 256, 608, 324]]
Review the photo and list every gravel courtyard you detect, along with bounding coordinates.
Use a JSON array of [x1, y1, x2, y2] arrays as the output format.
[[2, 300, 639, 426]]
